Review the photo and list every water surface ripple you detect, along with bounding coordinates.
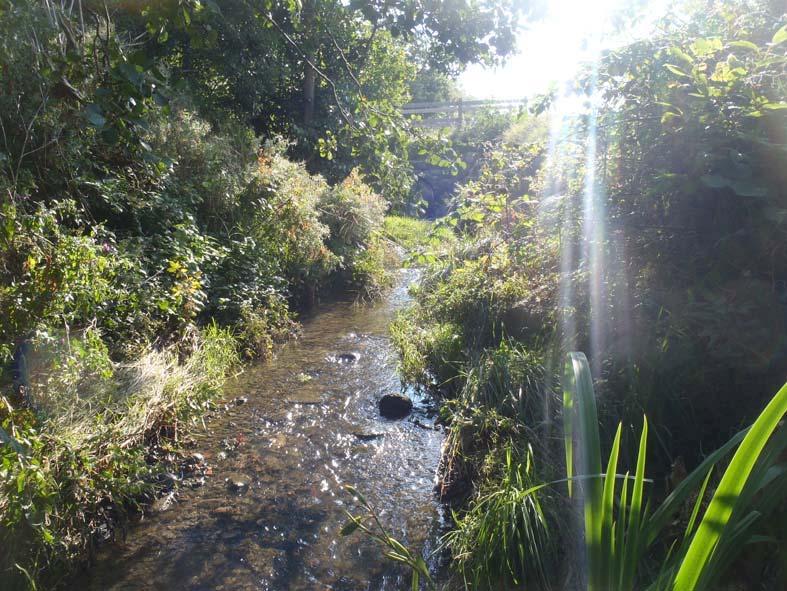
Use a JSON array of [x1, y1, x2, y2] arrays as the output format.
[[79, 268, 444, 590]]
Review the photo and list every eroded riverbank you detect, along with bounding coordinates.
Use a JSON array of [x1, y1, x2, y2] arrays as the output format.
[[75, 268, 444, 590]]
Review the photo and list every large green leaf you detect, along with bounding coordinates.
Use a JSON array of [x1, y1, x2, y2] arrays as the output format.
[[673, 381, 787, 591], [771, 24, 787, 46]]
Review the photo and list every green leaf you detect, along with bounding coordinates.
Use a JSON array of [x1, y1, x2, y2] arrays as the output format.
[[84, 104, 106, 127], [600, 423, 622, 587], [690, 37, 722, 57], [620, 417, 648, 589], [684, 466, 713, 540], [728, 40, 759, 52], [710, 62, 735, 83], [339, 518, 360, 536], [668, 47, 694, 66], [664, 64, 690, 78], [0, 425, 26, 455], [563, 353, 603, 588], [771, 24, 787, 45], [673, 381, 787, 591], [661, 112, 682, 125]]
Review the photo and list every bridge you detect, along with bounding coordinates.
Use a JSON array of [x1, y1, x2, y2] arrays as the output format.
[[401, 98, 528, 128]]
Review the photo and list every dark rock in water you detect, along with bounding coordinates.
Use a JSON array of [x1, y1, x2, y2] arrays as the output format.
[[233, 396, 248, 406], [186, 476, 206, 489], [156, 471, 180, 490], [336, 352, 360, 364], [379, 394, 413, 419], [225, 472, 251, 492], [352, 432, 384, 441], [182, 452, 206, 473], [412, 418, 438, 431]]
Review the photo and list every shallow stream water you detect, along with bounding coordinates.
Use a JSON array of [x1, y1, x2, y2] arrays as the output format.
[[77, 268, 444, 590]]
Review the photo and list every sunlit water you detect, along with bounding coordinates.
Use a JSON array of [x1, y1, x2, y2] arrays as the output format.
[[76, 268, 445, 590]]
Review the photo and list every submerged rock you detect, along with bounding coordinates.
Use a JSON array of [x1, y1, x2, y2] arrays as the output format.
[[352, 432, 384, 441], [225, 472, 252, 492], [336, 352, 360, 364], [411, 418, 438, 431], [156, 471, 180, 490], [379, 394, 413, 419]]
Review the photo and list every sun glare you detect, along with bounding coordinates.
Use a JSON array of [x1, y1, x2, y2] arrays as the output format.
[[460, 0, 671, 99]]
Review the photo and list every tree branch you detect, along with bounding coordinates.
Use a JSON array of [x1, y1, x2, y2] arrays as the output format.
[[262, 11, 356, 128]]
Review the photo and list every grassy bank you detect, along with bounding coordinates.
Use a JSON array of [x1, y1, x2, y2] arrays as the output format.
[[390, 2, 787, 588], [0, 325, 238, 589]]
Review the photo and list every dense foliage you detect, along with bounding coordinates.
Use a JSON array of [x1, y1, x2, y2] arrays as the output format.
[[393, 0, 787, 588], [0, 0, 528, 587]]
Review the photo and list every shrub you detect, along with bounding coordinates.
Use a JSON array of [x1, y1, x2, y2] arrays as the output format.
[[0, 198, 130, 361], [320, 169, 390, 296], [321, 169, 387, 256], [251, 145, 337, 302]]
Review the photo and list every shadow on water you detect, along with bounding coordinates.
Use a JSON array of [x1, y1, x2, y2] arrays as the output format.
[[74, 268, 445, 591]]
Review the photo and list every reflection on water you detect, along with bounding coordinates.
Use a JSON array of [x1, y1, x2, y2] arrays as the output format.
[[78, 269, 444, 590]]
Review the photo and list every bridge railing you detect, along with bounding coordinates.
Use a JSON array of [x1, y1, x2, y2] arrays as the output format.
[[401, 98, 527, 128]]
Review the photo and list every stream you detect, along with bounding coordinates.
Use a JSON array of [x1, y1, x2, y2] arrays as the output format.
[[76, 268, 445, 590]]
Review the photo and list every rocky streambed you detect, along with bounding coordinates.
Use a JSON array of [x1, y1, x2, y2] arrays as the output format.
[[75, 268, 445, 590]]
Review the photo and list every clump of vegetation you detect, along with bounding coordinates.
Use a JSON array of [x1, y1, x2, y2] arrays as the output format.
[[391, 1, 787, 589], [321, 170, 392, 299], [390, 317, 465, 390], [0, 325, 238, 589], [561, 353, 787, 591], [0, 0, 448, 586], [443, 444, 553, 590], [383, 215, 455, 253]]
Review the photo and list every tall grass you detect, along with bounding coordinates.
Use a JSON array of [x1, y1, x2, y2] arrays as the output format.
[[0, 324, 239, 588], [383, 215, 441, 252], [444, 444, 552, 589], [19, 323, 238, 448], [462, 340, 547, 421]]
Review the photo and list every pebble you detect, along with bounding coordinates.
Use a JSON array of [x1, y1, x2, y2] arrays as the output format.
[[225, 472, 252, 492]]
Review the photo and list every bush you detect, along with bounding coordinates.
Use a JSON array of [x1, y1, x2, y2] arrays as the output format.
[[320, 169, 390, 296], [321, 170, 387, 255], [0, 198, 135, 361]]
